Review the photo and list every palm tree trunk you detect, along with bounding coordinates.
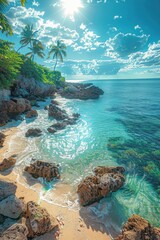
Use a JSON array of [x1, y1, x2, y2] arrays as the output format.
[[54, 56, 58, 72], [17, 43, 28, 52]]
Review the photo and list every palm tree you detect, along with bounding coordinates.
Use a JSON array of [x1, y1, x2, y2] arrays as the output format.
[[17, 24, 40, 52], [0, 0, 27, 35], [25, 40, 45, 61], [48, 40, 67, 71]]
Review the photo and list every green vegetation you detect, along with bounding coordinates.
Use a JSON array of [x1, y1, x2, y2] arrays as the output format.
[[0, 39, 65, 89], [48, 40, 67, 71], [0, 40, 23, 88], [0, 0, 27, 35]]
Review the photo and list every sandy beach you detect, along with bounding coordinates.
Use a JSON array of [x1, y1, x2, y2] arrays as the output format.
[[0, 128, 111, 240]]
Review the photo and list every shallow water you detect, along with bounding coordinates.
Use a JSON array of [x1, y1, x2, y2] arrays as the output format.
[[2, 79, 160, 235]]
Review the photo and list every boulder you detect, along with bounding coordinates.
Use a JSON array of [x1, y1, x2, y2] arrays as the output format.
[[0, 98, 31, 126], [25, 128, 42, 137], [51, 99, 59, 105], [60, 83, 104, 100], [0, 156, 16, 171], [44, 106, 49, 110], [115, 214, 160, 240], [24, 160, 60, 181], [47, 127, 57, 134], [0, 179, 17, 201], [0, 195, 25, 219], [0, 132, 5, 147], [0, 223, 28, 240], [25, 110, 38, 118], [77, 166, 125, 206], [11, 76, 56, 99], [48, 104, 67, 120], [25, 201, 58, 238], [50, 122, 67, 130]]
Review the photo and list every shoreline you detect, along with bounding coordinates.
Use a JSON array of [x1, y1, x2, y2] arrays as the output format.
[[0, 127, 112, 240]]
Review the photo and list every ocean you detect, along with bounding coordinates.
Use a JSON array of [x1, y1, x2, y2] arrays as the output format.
[[5, 79, 160, 235]]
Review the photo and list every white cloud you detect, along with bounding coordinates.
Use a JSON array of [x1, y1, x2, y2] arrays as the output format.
[[134, 25, 141, 30], [80, 23, 86, 30], [32, 0, 40, 7], [45, 59, 123, 76], [114, 15, 122, 20], [105, 32, 149, 58], [6, 6, 79, 48]]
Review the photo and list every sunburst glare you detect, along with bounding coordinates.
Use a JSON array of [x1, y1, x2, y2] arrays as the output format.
[[60, 0, 84, 21]]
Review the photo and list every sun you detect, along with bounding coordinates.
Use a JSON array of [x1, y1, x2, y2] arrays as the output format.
[[61, 0, 84, 21]]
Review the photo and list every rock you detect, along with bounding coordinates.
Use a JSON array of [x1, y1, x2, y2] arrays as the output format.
[[0, 156, 16, 171], [47, 127, 57, 134], [0, 132, 5, 147], [0, 179, 17, 201], [11, 76, 56, 99], [50, 122, 67, 130], [77, 166, 125, 206], [115, 214, 160, 240], [25, 201, 58, 238], [24, 160, 60, 181], [48, 104, 68, 120], [44, 106, 49, 110], [0, 223, 28, 240], [0, 218, 17, 235], [0, 98, 31, 126], [25, 128, 42, 137], [51, 100, 59, 105], [60, 83, 104, 100], [25, 110, 38, 118], [0, 195, 25, 219], [72, 113, 80, 119]]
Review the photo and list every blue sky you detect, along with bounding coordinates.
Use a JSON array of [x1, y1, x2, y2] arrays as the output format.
[[1, 0, 160, 79]]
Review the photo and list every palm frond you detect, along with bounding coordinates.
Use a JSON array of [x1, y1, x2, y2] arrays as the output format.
[[0, 13, 13, 35], [0, 0, 8, 12]]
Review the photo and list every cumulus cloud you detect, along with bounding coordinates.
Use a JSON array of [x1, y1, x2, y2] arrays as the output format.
[[45, 59, 123, 75], [73, 25, 102, 52], [105, 32, 149, 58], [6, 6, 79, 48], [129, 41, 160, 67]]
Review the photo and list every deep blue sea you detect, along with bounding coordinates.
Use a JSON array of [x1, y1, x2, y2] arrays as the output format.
[[6, 79, 160, 235]]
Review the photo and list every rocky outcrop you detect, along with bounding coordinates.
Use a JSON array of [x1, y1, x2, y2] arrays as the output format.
[[77, 166, 125, 206], [25, 201, 58, 238], [47, 113, 80, 133], [0, 179, 17, 201], [0, 89, 10, 101], [24, 160, 60, 181], [0, 195, 25, 219], [115, 214, 160, 240], [25, 109, 38, 118], [0, 98, 31, 126], [0, 156, 16, 172], [0, 223, 28, 240], [11, 76, 56, 99], [48, 104, 68, 120], [25, 128, 42, 137], [0, 132, 5, 147], [60, 83, 104, 100]]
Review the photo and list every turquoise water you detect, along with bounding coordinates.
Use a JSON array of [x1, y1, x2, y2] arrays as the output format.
[[7, 79, 160, 235]]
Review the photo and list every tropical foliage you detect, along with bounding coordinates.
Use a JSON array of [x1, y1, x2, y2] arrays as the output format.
[[0, 39, 23, 88], [48, 40, 67, 71], [0, 0, 27, 35], [0, 39, 65, 89], [17, 24, 40, 52], [25, 40, 45, 61]]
